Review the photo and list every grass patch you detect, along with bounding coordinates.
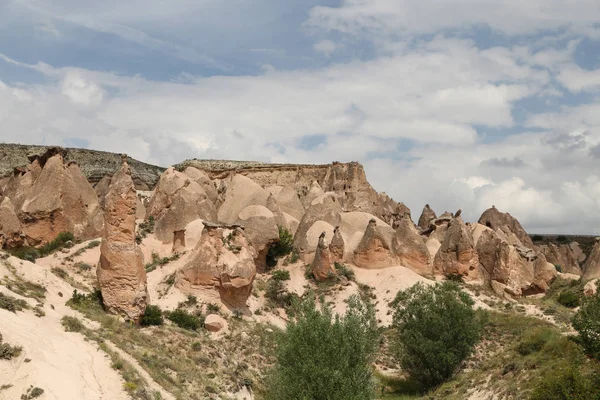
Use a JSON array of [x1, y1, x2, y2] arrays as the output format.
[[136, 216, 155, 244], [20, 386, 44, 399], [334, 262, 355, 281], [9, 232, 75, 262], [0, 292, 29, 312], [145, 252, 180, 273], [166, 309, 203, 331], [0, 332, 23, 360]]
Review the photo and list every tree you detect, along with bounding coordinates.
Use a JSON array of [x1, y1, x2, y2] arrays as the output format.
[[264, 295, 379, 400], [572, 291, 600, 360], [391, 282, 482, 389]]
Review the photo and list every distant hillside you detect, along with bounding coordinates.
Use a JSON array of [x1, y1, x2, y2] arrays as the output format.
[[0, 143, 165, 190], [531, 234, 598, 258]]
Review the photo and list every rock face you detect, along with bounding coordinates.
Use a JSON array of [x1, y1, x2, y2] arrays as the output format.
[[475, 226, 556, 296], [478, 206, 534, 249], [176, 223, 256, 308], [392, 216, 431, 275], [583, 239, 600, 281], [541, 243, 582, 275], [417, 204, 437, 230], [217, 174, 270, 224], [235, 205, 279, 272], [204, 314, 226, 332], [97, 158, 148, 322], [329, 226, 345, 262], [146, 167, 217, 242], [0, 197, 24, 248], [293, 196, 342, 258], [433, 217, 480, 280], [584, 279, 598, 297], [311, 232, 337, 281], [1, 147, 104, 245], [354, 219, 396, 269]]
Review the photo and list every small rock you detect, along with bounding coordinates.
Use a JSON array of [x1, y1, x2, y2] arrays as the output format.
[[266, 328, 273, 333], [205, 314, 226, 332], [584, 279, 598, 297], [241, 332, 249, 339], [61, 248, 70, 254]]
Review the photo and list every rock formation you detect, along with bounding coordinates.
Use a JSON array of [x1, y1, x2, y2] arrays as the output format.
[[217, 174, 270, 224], [293, 196, 342, 260], [353, 219, 396, 269], [97, 157, 148, 322], [583, 238, 600, 281], [146, 167, 217, 242], [172, 230, 186, 253], [329, 226, 345, 262], [392, 215, 431, 275], [433, 216, 480, 280], [0, 147, 104, 245], [182, 167, 218, 203], [0, 197, 24, 248], [478, 206, 534, 249], [540, 243, 582, 275], [418, 204, 437, 230], [311, 232, 337, 281], [176, 223, 256, 308], [235, 205, 279, 272]]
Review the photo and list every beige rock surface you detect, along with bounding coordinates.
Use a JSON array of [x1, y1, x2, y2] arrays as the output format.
[[583, 238, 600, 281], [311, 232, 337, 281], [329, 226, 345, 262], [417, 204, 437, 230], [540, 243, 582, 275], [235, 205, 279, 272], [217, 174, 270, 224], [433, 216, 480, 281], [176, 223, 256, 308], [354, 219, 397, 269], [478, 206, 534, 249], [0, 196, 24, 248], [204, 314, 227, 332], [294, 196, 342, 257], [392, 215, 431, 275], [97, 158, 148, 322], [183, 166, 218, 203]]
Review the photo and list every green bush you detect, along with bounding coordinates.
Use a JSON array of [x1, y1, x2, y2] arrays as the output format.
[[572, 293, 600, 359], [0, 333, 23, 360], [10, 232, 75, 261], [557, 290, 580, 308], [264, 295, 379, 400], [554, 264, 563, 273], [265, 278, 298, 309], [140, 305, 164, 326], [61, 316, 85, 332], [334, 262, 355, 281], [0, 292, 29, 313], [167, 309, 203, 331], [271, 270, 291, 281], [557, 235, 568, 243], [530, 365, 600, 400], [20, 386, 44, 399], [391, 281, 483, 389], [266, 227, 295, 269], [517, 326, 558, 356]]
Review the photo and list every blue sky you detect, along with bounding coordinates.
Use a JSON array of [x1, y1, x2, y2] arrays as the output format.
[[1, 0, 600, 234]]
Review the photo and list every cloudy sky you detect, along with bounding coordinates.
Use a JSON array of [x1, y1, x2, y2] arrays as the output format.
[[1, 1, 600, 234]]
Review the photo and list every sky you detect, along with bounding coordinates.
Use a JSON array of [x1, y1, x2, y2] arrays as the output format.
[[1, 1, 600, 234]]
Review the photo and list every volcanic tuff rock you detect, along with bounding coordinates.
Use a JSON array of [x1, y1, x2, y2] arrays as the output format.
[[97, 157, 148, 322], [176, 223, 256, 308], [392, 215, 431, 275], [478, 206, 535, 249], [235, 205, 279, 272], [433, 216, 480, 281], [0, 147, 104, 245], [417, 204, 437, 230], [217, 174, 270, 225], [583, 238, 600, 281], [540, 243, 582, 275], [353, 218, 396, 269], [311, 232, 337, 281], [146, 167, 217, 242], [0, 197, 24, 248], [329, 226, 345, 262], [294, 196, 342, 258]]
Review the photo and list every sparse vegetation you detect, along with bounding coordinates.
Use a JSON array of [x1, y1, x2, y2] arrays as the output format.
[[136, 216, 155, 244], [0, 292, 29, 312], [145, 252, 180, 273], [61, 316, 85, 332], [166, 309, 203, 331], [9, 232, 75, 262], [391, 282, 483, 390], [572, 292, 600, 360], [140, 305, 164, 327], [334, 262, 355, 281], [264, 295, 378, 400], [266, 226, 295, 269], [0, 332, 23, 360], [270, 269, 290, 281], [20, 386, 44, 399]]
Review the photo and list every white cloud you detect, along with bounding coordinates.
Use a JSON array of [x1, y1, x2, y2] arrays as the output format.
[[61, 72, 105, 106], [557, 64, 600, 93], [314, 39, 338, 57]]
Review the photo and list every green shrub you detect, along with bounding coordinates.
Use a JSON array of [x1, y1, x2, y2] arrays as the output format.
[[557, 235, 568, 243], [265, 278, 298, 309], [10, 232, 75, 261], [264, 295, 379, 400], [557, 290, 580, 308], [391, 281, 483, 389], [271, 270, 291, 281], [61, 316, 85, 332], [530, 365, 600, 400], [572, 294, 600, 359], [334, 262, 355, 281], [532, 235, 543, 242], [517, 326, 558, 356], [266, 227, 295, 269], [136, 216, 155, 244], [167, 309, 203, 331], [0, 333, 23, 360], [140, 305, 164, 326], [445, 273, 464, 283], [0, 292, 29, 313], [20, 386, 44, 399], [206, 303, 220, 314]]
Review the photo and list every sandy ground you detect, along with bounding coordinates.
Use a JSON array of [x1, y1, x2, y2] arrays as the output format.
[[0, 255, 130, 400]]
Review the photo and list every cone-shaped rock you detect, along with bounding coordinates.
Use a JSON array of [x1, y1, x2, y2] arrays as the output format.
[[235, 205, 279, 272], [312, 232, 337, 281], [329, 226, 345, 262], [417, 204, 437, 230], [478, 206, 534, 249], [541, 243, 582, 276], [176, 223, 256, 308], [392, 215, 431, 275], [583, 238, 600, 281], [354, 218, 396, 269], [0, 197, 24, 248], [433, 216, 480, 280], [97, 157, 148, 322]]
